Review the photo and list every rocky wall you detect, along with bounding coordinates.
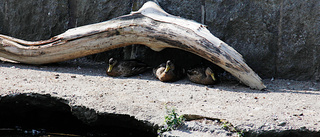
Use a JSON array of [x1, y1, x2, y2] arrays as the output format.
[[0, 0, 319, 81]]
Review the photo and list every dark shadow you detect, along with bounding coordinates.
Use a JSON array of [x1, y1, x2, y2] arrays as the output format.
[[0, 93, 157, 137]]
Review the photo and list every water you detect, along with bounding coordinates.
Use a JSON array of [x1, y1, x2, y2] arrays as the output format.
[[0, 126, 157, 137]]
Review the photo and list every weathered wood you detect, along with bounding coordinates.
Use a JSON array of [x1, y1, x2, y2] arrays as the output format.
[[0, 1, 266, 90]]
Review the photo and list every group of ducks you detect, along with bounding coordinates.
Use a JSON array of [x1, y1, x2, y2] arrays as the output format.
[[106, 58, 219, 85]]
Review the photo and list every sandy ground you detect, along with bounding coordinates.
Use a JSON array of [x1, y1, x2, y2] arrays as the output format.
[[1, 58, 319, 136]]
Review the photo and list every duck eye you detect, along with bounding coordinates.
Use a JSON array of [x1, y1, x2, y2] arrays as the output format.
[[109, 58, 115, 64]]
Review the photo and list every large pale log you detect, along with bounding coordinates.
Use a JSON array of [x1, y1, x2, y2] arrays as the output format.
[[0, 1, 266, 90]]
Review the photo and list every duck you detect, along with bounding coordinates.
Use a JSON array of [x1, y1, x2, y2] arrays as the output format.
[[106, 58, 149, 77], [187, 67, 219, 85], [153, 60, 185, 82]]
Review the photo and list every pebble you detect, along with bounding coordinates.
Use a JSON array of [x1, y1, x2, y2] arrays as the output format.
[[278, 122, 287, 126]]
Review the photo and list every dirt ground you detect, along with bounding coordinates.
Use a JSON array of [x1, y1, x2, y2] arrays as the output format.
[[1, 58, 319, 136]]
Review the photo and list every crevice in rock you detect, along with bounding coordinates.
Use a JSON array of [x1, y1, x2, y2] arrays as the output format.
[[275, 0, 284, 79], [67, 0, 77, 29]]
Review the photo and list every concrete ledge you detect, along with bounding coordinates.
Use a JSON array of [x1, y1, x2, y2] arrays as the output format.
[[0, 58, 319, 136]]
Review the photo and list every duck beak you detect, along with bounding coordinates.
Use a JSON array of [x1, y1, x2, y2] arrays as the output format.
[[210, 73, 216, 81], [107, 65, 114, 73], [165, 65, 170, 73]]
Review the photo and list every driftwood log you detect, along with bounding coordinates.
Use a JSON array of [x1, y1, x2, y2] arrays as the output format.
[[0, 1, 266, 90]]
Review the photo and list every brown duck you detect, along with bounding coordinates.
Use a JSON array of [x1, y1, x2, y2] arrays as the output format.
[[106, 58, 149, 77], [187, 67, 218, 85], [153, 60, 184, 82]]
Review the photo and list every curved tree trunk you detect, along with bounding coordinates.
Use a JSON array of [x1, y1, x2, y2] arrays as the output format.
[[0, 1, 266, 90]]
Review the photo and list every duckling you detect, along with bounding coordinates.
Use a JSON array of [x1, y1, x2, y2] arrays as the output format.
[[187, 67, 218, 85], [153, 60, 185, 82], [106, 58, 149, 77]]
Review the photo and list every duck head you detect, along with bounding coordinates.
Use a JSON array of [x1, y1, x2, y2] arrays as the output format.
[[165, 60, 175, 73], [205, 67, 216, 81], [107, 58, 118, 73]]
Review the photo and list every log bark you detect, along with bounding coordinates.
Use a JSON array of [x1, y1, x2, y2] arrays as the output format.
[[0, 1, 266, 90]]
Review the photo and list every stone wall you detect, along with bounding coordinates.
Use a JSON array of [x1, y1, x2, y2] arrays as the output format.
[[0, 0, 319, 81]]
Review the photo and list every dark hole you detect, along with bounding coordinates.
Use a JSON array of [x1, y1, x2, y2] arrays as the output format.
[[0, 93, 157, 137]]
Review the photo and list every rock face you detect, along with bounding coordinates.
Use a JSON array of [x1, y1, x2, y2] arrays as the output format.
[[204, 0, 320, 81], [0, 1, 69, 40], [0, 0, 319, 81]]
